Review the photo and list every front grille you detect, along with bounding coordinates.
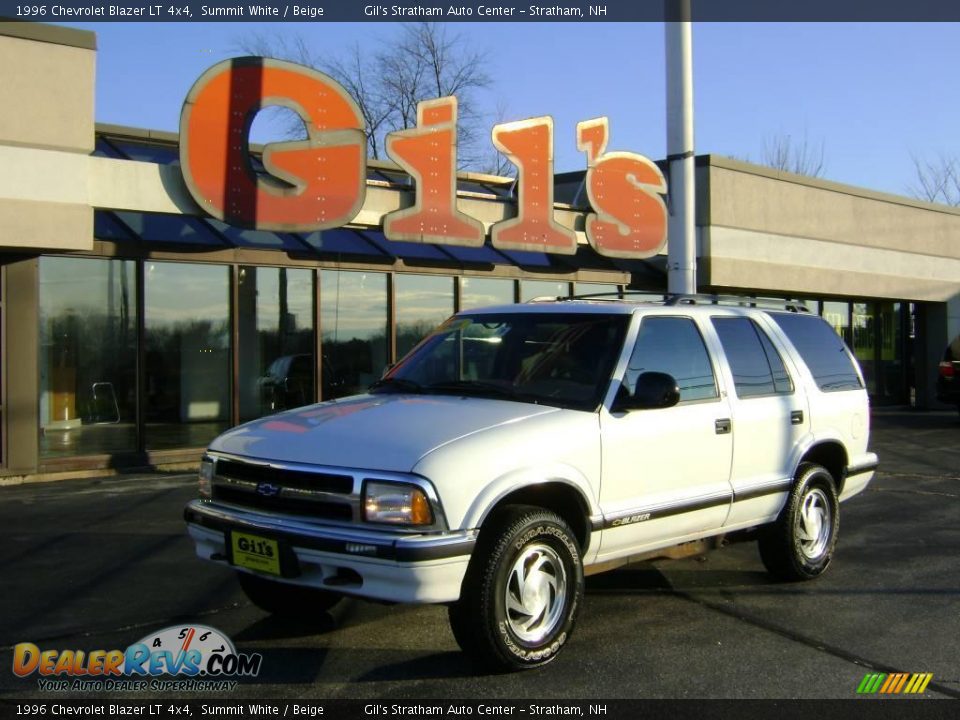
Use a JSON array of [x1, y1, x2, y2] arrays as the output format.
[[213, 485, 353, 521], [215, 459, 353, 494]]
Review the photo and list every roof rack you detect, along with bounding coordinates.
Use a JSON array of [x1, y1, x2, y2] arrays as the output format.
[[541, 291, 810, 313], [664, 294, 811, 313]]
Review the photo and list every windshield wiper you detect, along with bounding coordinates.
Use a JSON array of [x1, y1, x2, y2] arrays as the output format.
[[426, 380, 534, 402], [368, 377, 425, 394]]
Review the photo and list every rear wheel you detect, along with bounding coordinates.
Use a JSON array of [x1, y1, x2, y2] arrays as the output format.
[[237, 572, 341, 617], [759, 463, 839, 581], [448, 505, 583, 671]]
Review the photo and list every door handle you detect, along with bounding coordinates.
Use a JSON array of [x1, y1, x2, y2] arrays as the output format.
[[715, 418, 731, 434], [791, 410, 804, 425]]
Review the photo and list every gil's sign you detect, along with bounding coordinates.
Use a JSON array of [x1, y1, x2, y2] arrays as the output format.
[[180, 57, 667, 259]]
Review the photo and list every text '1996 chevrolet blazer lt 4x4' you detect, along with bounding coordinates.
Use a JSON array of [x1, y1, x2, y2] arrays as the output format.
[[185, 294, 878, 670]]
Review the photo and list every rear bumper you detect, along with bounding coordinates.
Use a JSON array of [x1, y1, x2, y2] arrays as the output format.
[[936, 373, 959, 404], [184, 499, 475, 604], [840, 453, 879, 502]]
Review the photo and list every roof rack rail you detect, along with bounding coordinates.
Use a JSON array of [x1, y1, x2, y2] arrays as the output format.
[[664, 294, 810, 313], [563, 291, 668, 302], [530, 292, 810, 313], [526, 295, 569, 303]]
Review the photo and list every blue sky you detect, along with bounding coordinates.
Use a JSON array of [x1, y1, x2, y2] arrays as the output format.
[[61, 21, 960, 198]]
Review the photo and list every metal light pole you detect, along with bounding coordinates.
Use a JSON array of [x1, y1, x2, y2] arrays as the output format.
[[665, 2, 697, 295]]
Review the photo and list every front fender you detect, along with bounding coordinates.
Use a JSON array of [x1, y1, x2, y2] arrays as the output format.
[[461, 463, 599, 532], [411, 409, 602, 532]]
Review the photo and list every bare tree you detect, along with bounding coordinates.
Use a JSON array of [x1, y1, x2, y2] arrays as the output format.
[[234, 23, 493, 168], [476, 99, 515, 177], [762, 132, 826, 177], [908, 153, 960, 206]]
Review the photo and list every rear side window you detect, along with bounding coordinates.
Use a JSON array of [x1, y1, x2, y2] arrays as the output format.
[[626, 317, 718, 402], [770, 313, 864, 392], [712, 317, 793, 398]]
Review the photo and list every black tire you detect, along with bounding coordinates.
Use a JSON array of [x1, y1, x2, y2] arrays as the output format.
[[448, 505, 583, 671], [758, 463, 840, 581], [237, 572, 341, 617]]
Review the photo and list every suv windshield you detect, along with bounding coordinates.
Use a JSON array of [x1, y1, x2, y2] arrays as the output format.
[[371, 312, 630, 411]]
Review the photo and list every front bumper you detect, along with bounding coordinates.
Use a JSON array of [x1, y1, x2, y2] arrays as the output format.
[[184, 499, 475, 604]]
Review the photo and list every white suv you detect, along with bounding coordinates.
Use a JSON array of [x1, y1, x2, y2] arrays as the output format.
[[185, 295, 878, 670]]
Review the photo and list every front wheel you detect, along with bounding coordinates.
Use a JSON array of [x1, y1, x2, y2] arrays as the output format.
[[758, 463, 840, 581], [237, 572, 342, 617], [448, 505, 583, 671]]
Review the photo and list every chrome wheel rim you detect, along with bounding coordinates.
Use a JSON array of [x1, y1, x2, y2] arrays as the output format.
[[504, 543, 567, 643], [798, 487, 832, 559]]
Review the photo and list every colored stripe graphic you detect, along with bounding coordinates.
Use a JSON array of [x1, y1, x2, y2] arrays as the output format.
[[905, 674, 934, 694], [857, 673, 887, 694], [857, 672, 932, 694]]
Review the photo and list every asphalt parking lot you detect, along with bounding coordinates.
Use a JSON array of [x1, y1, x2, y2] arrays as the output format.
[[0, 408, 957, 700]]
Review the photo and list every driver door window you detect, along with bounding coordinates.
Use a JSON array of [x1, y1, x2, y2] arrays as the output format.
[[625, 316, 718, 402]]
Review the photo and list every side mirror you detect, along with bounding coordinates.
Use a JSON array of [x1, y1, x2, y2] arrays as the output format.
[[613, 371, 681, 412]]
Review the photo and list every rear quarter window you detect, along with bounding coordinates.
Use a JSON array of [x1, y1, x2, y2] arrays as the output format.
[[769, 313, 864, 392]]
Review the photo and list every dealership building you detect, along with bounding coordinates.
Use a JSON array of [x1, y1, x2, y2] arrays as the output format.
[[1, 23, 958, 481]]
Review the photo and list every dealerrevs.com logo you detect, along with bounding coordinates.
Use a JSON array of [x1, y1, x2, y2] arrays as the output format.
[[12, 625, 261, 693]]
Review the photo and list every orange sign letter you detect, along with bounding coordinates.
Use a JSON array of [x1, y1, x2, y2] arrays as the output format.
[[384, 97, 484, 246], [577, 118, 667, 259], [490, 117, 577, 255], [180, 58, 367, 231]]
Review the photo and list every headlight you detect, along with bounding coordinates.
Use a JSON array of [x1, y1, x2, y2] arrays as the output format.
[[363, 481, 433, 526], [199, 456, 214, 499]]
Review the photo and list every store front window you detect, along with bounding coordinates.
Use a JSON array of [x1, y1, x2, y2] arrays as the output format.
[[822, 301, 851, 343], [39, 257, 138, 459], [575, 282, 621, 299], [238, 267, 315, 421], [395, 274, 455, 359], [461, 277, 515, 310], [1, 267, 4, 467], [144, 262, 230, 450], [852, 301, 907, 404], [852, 302, 877, 395], [812, 299, 906, 404], [320, 270, 388, 399], [521, 280, 572, 302]]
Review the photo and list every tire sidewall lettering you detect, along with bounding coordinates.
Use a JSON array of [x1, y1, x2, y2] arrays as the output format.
[[497, 518, 581, 664], [513, 525, 581, 565], [498, 620, 568, 662]]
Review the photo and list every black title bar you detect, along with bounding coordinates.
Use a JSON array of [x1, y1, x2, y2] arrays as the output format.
[[0, 699, 956, 720], [5, 1, 960, 23]]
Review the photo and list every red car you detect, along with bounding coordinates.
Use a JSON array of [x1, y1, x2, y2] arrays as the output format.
[[936, 334, 960, 416]]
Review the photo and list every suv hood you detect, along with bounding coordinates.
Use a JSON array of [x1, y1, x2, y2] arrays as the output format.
[[209, 393, 560, 472]]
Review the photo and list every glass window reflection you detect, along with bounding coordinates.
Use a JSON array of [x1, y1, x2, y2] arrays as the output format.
[[395, 274, 455, 359], [823, 301, 851, 343], [574, 283, 621, 299], [239, 267, 315, 421], [39, 257, 138, 458], [461, 277, 515, 310], [144, 262, 230, 450], [321, 270, 388, 399], [521, 280, 571, 302]]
